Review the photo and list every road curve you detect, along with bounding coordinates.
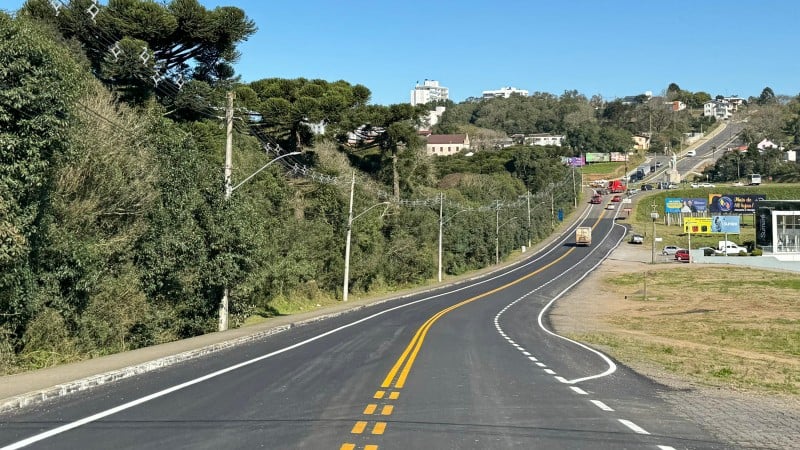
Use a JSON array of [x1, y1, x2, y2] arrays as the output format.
[[0, 203, 728, 450]]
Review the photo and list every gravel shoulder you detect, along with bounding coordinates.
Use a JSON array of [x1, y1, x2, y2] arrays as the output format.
[[551, 243, 800, 450]]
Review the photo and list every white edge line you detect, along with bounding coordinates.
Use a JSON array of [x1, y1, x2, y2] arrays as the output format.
[[535, 221, 626, 384], [2, 199, 597, 448]]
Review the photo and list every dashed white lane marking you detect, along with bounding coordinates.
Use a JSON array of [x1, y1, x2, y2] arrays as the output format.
[[554, 376, 568, 383], [544, 369, 555, 375], [536, 362, 546, 367], [522, 351, 531, 356], [527, 356, 538, 362], [619, 419, 650, 435], [657, 446, 677, 450], [590, 400, 614, 411], [570, 386, 588, 395]]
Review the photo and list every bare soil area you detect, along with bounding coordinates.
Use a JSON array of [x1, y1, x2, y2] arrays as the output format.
[[551, 243, 800, 449]]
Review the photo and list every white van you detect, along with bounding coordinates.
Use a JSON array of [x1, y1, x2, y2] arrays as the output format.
[[685, 150, 696, 157]]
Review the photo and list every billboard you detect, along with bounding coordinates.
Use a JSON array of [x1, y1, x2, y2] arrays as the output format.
[[610, 152, 628, 162], [562, 156, 586, 167], [708, 194, 766, 213], [683, 216, 741, 234], [585, 152, 609, 163], [665, 198, 708, 214]]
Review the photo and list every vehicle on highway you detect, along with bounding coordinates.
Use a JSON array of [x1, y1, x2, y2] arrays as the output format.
[[611, 195, 622, 202], [590, 194, 602, 204], [700, 182, 715, 188], [686, 150, 696, 157], [641, 183, 653, 190], [575, 227, 592, 246], [662, 245, 681, 255], [629, 233, 644, 244], [606, 203, 615, 210], [675, 249, 690, 262]]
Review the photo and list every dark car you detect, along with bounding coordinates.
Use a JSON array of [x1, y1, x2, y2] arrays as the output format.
[[641, 184, 653, 191], [675, 249, 690, 262]]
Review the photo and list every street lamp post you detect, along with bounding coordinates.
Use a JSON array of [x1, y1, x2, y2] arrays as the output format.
[[650, 205, 659, 264], [496, 214, 517, 265], [219, 96, 300, 332], [342, 172, 389, 302], [437, 194, 471, 282]]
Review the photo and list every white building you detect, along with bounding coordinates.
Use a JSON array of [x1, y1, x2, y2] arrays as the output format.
[[410, 80, 449, 106], [481, 86, 529, 99], [524, 134, 564, 147], [703, 100, 733, 120], [424, 106, 447, 129]]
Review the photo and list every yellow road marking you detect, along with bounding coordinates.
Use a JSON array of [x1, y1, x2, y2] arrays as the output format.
[[363, 404, 377, 414], [351, 421, 367, 434], [382, 211, 607, 390], [340, 444, 355, 450], [388, 391, 400, 400], [381, 405, 394, 415], [372, 422, 386, 435], [373, 390, 385, 399], [365, 445, 379, 450]]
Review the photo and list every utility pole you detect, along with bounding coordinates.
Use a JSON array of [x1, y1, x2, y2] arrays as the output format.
[[526, 191, 531, 249], [343, 171, 356, 301], [495, 200, 501, 265], [438, 192, 443, 282], [650, 203, 659, 265], [219, 91, 235, 332]]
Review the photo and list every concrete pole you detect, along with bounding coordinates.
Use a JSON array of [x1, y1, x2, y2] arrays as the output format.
[[495, 201, 500, 265], [343, 171, 355, 301], [438, 193, 443, 282], [526, 191, 531, 248], [219, 91, 235, 332]]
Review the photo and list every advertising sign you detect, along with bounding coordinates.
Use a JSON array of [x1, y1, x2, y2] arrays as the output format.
[[585, 152, 609, 163], [683, 216, 741, 234], [610, 152, 628, 162], [665, 198, 708, 213], [684, 217, 712, 234], [564, 156, 586, 167], [711, 215, 740, 233], [708, 194, 766, 213]]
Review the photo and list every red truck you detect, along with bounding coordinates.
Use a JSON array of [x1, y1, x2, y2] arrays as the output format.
[[608, 179, 626, 193]]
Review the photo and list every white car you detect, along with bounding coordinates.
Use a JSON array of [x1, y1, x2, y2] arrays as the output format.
[[686, 150, 696, 157], [700, 182, 715, 188]]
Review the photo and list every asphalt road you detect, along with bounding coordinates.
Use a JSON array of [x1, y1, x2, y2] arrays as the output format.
[[0, 203, 728, 450]]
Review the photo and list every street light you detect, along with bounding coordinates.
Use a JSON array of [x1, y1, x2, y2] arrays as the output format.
[[219, 149, 301, 332], [437, 194, 472, 282], [496, 215, 518, 265], [342, 172, 389, 302]]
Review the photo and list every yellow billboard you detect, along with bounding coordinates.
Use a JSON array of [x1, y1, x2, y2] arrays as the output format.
[[684, 217, 712, 234]]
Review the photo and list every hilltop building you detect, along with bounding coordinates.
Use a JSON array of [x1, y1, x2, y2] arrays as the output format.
[[481, 86, 529, 99], [411, 80, 449, 106]]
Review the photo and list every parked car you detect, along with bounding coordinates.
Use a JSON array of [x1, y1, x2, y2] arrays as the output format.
[[662, 245, 681, 255], [700, 182, 715, 188], [696, 246, 716, 256], [629, 233, 644, 244], [611, 195, 622, 202], [641, 184, 653, 191], [675, 249, 690, 262]]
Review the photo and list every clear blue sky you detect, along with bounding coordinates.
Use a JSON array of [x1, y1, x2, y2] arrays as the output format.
[[6, 0, 800, 105]]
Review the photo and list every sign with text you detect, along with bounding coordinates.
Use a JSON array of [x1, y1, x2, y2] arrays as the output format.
[[585, 152, 609, 163], [665, 198, 708, 213], [683, 216, 741, 234], [708, 194, 766, 213]]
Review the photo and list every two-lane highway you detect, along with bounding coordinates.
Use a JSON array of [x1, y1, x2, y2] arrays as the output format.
[[1, 202, 727, 449]]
